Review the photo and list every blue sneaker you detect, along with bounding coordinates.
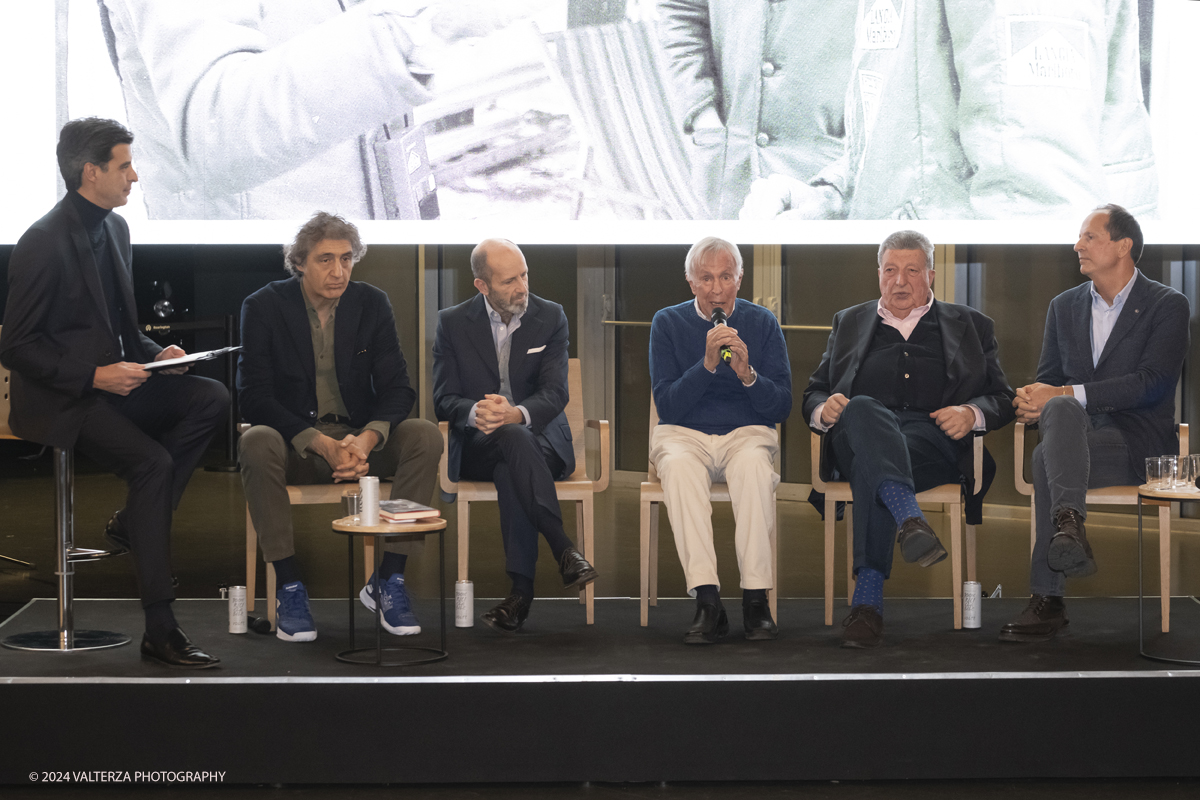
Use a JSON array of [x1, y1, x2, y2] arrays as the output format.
[[359, 573, 421, 635], [275, 580, 317, 642]]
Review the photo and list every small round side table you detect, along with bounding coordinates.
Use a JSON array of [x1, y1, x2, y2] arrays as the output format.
[[331, 516, 448, 667], [1137, 484, 1200, 667]]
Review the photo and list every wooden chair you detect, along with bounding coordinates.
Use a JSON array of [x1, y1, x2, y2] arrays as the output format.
[[639, 397, 780, 626], [0, 363, 35, 569], [1013, 421, 1189, 633], [810, 431, 985, 629], [437, 358, 609, 623], [240, 423, 387, 629]]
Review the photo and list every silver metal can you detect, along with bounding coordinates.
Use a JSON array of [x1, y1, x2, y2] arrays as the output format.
[[455, 580, 474, 628], [228, 585, 248, 634], [359, 476, 380, 525], [962, 581, 982, 629]]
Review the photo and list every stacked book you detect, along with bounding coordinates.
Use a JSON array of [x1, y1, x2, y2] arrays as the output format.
[[378, 499, 441, 524]]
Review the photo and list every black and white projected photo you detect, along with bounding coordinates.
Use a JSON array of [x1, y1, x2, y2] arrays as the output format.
[[0, 0, 1197, 244]]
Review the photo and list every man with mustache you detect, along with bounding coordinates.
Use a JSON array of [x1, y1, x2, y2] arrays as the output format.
[[433, 238, 598, 633], [804, 230, 1015, 648], [237, 211, 442, 642]]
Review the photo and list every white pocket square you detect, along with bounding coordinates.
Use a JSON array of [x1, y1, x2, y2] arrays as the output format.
[[526, 345, 546, 354]]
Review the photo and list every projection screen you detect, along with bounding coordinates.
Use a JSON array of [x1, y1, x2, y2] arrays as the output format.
[[1, 0, 1197, 246]]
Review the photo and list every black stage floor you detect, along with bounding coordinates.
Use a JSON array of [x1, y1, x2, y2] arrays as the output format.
[[2, 597, 1199, 785], [1, 596, 1199, 677]]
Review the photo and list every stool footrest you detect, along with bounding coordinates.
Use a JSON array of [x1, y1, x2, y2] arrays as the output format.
[[67, 547, 127, 563]]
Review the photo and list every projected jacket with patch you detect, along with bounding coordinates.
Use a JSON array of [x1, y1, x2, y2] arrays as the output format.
[[813, 0, 1157, 220]]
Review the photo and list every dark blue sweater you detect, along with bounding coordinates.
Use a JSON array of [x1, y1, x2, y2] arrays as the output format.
[[649, 298, 792, 435]]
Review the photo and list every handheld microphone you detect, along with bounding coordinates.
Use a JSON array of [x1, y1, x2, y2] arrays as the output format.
[[710, 306, 732, 364]]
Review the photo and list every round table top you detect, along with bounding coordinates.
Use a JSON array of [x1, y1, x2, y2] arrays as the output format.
[[1137, 483, 1200, 501], [331, 515, 447, 537]]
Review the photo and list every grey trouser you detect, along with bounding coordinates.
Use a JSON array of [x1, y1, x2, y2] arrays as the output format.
[[240, 418, 443, 562], [1029, 396, 1138, 596]]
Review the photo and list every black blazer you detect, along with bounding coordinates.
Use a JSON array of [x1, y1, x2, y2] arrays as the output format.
[[432, 293, 573, 483], [803, 299, 1016, 431], [236, 278, 415, 442], [0, 197, 160, 448], [802, 299, 1016, 523], [1036, 272, 1189, 478]]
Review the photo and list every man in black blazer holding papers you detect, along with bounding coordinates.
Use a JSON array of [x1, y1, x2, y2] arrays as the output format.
[[0, 118, 229, 668], [433, 238, 598, 633]]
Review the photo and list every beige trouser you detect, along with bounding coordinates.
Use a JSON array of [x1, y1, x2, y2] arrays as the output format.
[[649, 424, 779, 593]]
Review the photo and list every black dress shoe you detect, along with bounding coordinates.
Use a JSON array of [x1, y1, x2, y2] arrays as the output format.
[[684, 602, 729, 645], [104, 511, 131, 555], [897, 517, 947, 567], [998, 594, 1068, 642], [481, 594, 532, 634], [141, 627, 221, 669], [841, 604, 883, 649], [559, 546, 599, 590], [1047, 508, 1096, 578], [743, 598, 779, 641]]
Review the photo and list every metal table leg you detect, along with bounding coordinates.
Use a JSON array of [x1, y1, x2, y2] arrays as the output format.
[[1138, 494, 1200, 667], [336, 528, 448, 667]]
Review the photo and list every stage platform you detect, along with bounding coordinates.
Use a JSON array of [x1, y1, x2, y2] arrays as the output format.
[[2, 596, 1199, 785]]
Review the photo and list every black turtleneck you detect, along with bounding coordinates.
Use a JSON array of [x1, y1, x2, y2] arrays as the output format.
[[68, 191, 125, 357]]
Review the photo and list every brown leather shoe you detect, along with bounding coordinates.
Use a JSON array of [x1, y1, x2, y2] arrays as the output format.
[[840, 604, 883, 649], [896, 517, 947, 567], [998, 594, 1068, 642], [1047, 507, 1096, 578]]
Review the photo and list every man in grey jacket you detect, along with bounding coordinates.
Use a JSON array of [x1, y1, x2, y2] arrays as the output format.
[[656, 0, 856, 219], [1000, 205, 1189, 642], [740, 0, 1157, 221]]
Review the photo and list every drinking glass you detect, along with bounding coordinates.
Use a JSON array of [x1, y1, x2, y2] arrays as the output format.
[[1145, 457, 1166, 489], [1163, 455, 1179, 489]]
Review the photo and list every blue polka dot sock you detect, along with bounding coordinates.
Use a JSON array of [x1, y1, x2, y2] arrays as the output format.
[[851, 568, 885, 614], [877, 479, 925, 527]]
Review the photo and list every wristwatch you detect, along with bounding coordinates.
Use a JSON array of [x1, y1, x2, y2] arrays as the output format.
[[741, 366, 757, 386]]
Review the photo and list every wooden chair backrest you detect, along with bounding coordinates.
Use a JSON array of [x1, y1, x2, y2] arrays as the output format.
[[0, 326, 15, 439], [646, 394, 660, 484], [566, 358, 586, 481]]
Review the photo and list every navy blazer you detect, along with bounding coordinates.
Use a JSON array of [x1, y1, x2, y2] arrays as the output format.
[[0, 196, 160, 448], [236, 278, 415, 442], [432, 293, 573, 483], [1036, 271, 1189, 479]]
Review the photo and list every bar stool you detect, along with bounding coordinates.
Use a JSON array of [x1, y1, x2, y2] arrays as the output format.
[[0, 355, 130, 652]]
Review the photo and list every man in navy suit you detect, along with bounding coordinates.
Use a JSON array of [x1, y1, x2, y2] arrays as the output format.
[[803, 230, 1015, 648], [237, 212, 442, 642], [0, 118, 229, 668], [1001, 205, 1190, 642], [433, 238, 598, 633]]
